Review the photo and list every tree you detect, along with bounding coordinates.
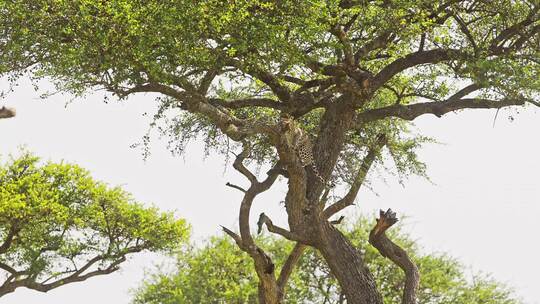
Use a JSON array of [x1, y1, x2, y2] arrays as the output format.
[[1, 1, 538, 303], [132, 218, 520, 304], [0, 152, 189, 297]]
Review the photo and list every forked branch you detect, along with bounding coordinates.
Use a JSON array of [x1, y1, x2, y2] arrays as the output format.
[[369, 209, 419, 304]]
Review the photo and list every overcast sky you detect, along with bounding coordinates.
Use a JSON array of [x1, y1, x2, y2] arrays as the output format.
[[1, 78, 539, 304]]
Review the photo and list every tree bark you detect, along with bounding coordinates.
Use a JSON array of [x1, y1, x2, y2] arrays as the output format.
[[306, 102, 383, 303], [369, 209, 419, 304], [317, 223, 383, 304], [258, 278, 281, 304]]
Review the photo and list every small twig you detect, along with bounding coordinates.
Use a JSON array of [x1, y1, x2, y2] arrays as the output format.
[[221, 225, 247, 251], [330, 215, 345, 225], [492, 108, 500, 128], [225, 182, 247, 193], [257, 213, 301, 242]]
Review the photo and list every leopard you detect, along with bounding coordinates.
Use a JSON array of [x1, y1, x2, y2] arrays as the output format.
[[280, 115, 326, 185]]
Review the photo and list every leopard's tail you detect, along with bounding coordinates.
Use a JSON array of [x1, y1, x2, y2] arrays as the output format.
[[310, 164, 326, 185]]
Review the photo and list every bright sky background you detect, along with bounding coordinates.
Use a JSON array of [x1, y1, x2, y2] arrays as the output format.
[[1, 78, 539, 304]]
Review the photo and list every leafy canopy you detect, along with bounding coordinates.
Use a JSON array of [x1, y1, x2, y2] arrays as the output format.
[[0, 152, 189, 297], [2, 0, 538, 183]]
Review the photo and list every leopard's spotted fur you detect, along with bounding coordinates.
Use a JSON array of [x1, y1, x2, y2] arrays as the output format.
[[281, 116, 325, 184]]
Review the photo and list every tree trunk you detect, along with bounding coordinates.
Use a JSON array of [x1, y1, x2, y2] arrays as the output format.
[[275, 101, 384, 303], [305, 102, 382, 303], [317, 223, 383, 304], [257, 279, 281, 304]]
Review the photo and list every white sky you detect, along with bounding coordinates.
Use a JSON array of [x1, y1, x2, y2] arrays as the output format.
[[1, 79, 539, 304]]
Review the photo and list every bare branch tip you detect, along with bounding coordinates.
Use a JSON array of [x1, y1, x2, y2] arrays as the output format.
[[225, 182, 247, 193]]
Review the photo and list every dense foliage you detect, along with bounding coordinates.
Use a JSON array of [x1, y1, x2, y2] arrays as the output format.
[[133, 219, 519, 304], [0, 152, 189, 297], [4, 0, 536, 181]]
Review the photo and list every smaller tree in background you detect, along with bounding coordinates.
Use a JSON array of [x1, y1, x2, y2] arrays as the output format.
[[0, 152, 190, 297], [133, 218, 519, 304]]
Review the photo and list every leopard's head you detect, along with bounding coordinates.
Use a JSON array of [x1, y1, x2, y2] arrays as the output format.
[[279, 113, 294, 131]]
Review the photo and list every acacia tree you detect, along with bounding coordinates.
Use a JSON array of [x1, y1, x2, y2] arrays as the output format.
[[1, 1, 539, 303], [0, 153, 189, 297]]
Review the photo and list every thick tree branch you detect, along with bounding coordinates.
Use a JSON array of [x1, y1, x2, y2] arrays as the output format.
[[0, 106, 16, 119], [209, 97, 285, 110], [114, 82, 278, 142], [225, 58, 292, 102], [254, 70, 292, 102], [277, 243, 306, 290], [259, 162, 283, 192], [357, 97, 529, 124], [198, 69, 218, 94], [369, 209, 419, 304], [308, 101, 356, 203], [370, 6, 539, 92], [323, 134, 387, 218], [0, 248, 142, 297], [223, 154, 300, 302], [370, 49, 466, 90], [231, 146, 282, 247]]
